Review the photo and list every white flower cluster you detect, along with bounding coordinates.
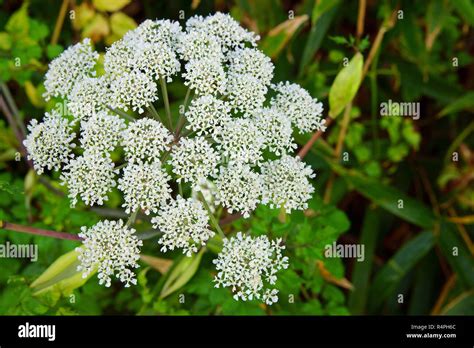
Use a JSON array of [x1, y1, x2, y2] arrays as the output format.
[[152, 196, 214, 256], [261, 155, 316, 213], [118, 162, 171, 215], [43, 38, 98, 101], [27, 13, 326, 298], [213, 232, 289, 305], [170, 137, 220, 186], [23, 110, 76, 175], [77, 219, 143, 287]]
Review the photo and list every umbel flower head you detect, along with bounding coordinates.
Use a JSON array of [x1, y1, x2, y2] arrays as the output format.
[[77, 219, 143, 288], [23, 110, 76, 175], [118, 161, 172, 215], [152, 196, 214, 256], [27, 12, 326, 297], [213, 232, 289, 305]]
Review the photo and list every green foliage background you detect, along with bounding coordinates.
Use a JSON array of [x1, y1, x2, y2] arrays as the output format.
[[0, 0, 473, 315]]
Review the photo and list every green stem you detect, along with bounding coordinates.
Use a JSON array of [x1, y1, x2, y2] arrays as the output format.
[[147, 104, 162, 122], [175, 88, 192, 137], [1, 82, 25, 135], [160, 78, 173, 130], [106, 105, 135, 121], [126, 210, 139, 228], [198, 191, 225, 239], [178, 181, 183, 197]]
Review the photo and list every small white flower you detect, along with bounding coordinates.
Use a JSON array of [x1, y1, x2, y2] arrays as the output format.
[[226, 72, 267, 113], [23, 110, 76, 175], [169, 137, 220, 186], [118, 161, 172, 215], [261, 155, 315, 213], [132, 19, 182, 48], [122, 118, 173, 164], [270, 81, 325, 133], [185, 95, 231, 137], [104, 19, 182, 79], [109, 70, 158, 114], [254, 107, 296, 155], [177, 30, 223, 61], [43, 38, 99, 100], [186, 12, 259, 52], [67, 76, 110, 122], [77, 219, 143, 288], [104, 37, 137, 76], [152, 196, 214, 256], [61, 151, 117, 207], [227, 47, 274, 86], [216, 118, 265, 166], [215, 164, 262, 218], [213, 232, 288, 304], [80, 111, 126, 155], [183, 57, 227, 96], [133, 41, 181, 82]]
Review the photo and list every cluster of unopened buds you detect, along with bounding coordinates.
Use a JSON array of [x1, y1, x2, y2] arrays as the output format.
[[23, 12, 325, 305]]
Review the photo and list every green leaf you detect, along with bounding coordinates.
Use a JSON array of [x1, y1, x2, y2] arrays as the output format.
[[438, 221, 474, 289], [329, 52, 363, 118], [30, 249, 94, 296], [92, 0, 131, 12], [437, 91, 474, 118], [348, 208, 381, 314], [0, 32, 12, 50], [6, 2, 29, 37], [160, 249, 204, 299], [46, 44, 63, 59], [340, 169, 436, 229], [260, 15, 308, 59], [441, 291, 474, 315], [299, 3, 338, 76], [29, 19, 49, 41], [368, 231, 436, 312], [109, 12, 136, 38], [451, 0, 474, 25]]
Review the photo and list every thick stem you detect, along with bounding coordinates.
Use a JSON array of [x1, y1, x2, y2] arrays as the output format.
[[0, 221, 82, 241], [160, 78, 173, 130], [198, 191, 226, 239]]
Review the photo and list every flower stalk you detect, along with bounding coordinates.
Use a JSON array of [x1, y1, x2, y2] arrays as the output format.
[[198, 191, 225, 240]]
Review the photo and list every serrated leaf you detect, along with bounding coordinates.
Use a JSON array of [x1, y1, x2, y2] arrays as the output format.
[[329, 52, 363, 118]]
